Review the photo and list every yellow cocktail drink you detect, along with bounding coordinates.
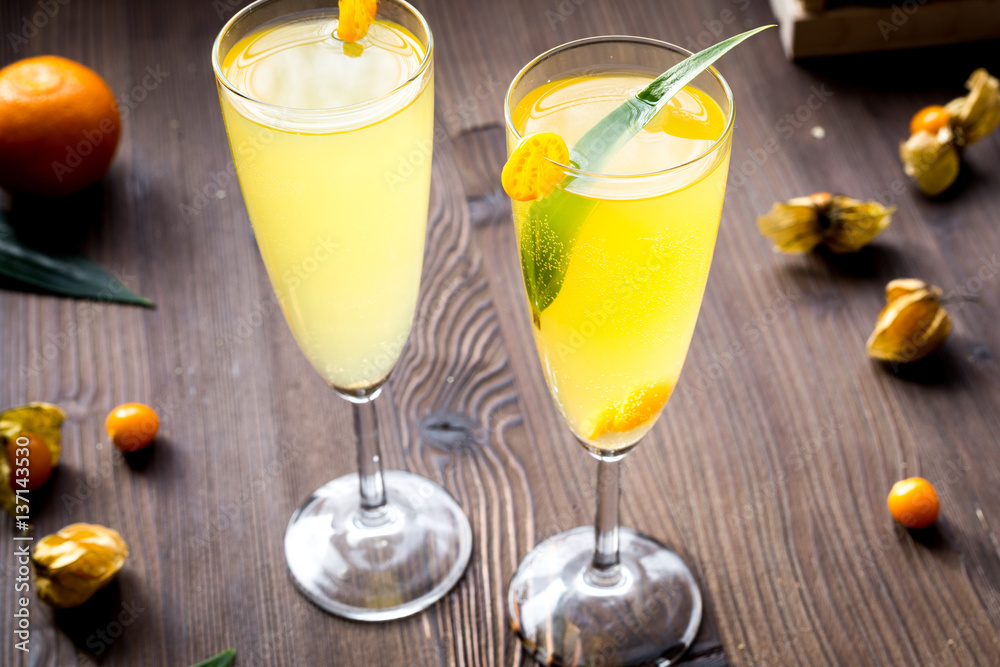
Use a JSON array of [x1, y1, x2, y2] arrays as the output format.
[[214, 0, 472, 623], [510, 74, 730, 453], [505, 34, 751, 665], [219, 15, 432, 391]]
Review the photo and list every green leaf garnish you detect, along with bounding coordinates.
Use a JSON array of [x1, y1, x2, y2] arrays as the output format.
[[0, 210, 153, 307], [518, 25, 773, 317], [189, 649, 236, 667]]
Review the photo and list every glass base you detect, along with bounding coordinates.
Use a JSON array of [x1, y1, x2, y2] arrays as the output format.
[[508, 526, 701, 666], [284, 470, 472, 621]]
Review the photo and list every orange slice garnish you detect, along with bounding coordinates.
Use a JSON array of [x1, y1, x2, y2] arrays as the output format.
[[584, 382, 673, 440], [501, 132, 569, 202], [338, 0, 377, 42]]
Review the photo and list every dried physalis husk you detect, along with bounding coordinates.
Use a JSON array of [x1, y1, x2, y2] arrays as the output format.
[[757, 192, 893, 254], [945, 68, 1000, 147], [900, 127, 961, 197], [866, 279, 951, 363], [901, 68, 999, 195], [0, 402, 64, 517], [32, 523, 129, 608]]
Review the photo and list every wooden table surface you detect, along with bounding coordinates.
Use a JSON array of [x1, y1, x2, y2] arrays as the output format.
[[3, 0, 1000, 665]]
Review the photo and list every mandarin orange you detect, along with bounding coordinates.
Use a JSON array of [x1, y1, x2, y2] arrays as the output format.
[[0, 56, 120, 196]]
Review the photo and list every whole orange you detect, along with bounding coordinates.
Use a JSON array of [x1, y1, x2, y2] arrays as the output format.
[[0, 56, 120, 196]]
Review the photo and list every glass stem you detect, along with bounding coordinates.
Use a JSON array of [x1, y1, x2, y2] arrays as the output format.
[[590, 457, 623, 584], [353, 397, 388, 520]]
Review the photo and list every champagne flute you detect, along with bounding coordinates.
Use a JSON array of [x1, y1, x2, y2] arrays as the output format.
[[504, 36, 735, 664], [212, 0, 471, 621]]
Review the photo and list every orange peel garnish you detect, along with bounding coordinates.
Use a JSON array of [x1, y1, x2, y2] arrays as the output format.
[[501, 132, 569, 202], [338, 0, 377, 42], [584, 382, 673, 440]]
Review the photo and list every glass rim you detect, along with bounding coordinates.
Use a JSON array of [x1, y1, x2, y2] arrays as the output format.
[[503, 35, 736, 182], [211, 0, 434, 115]]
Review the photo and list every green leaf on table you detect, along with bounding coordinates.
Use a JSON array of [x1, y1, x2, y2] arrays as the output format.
[[189, 649, 236, 667], [0, 210, 153, 307], [519, 25, 774, 318]]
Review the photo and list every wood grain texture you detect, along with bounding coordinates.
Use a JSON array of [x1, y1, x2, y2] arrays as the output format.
[[1, 0, 999, 666]]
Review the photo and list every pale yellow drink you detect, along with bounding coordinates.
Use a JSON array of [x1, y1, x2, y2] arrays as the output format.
[[510, 74, 731, 453], [218, 15, 433, 391]]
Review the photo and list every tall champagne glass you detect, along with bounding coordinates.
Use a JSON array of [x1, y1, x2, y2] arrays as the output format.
[[504, 37, 735, 664], [212, 0, 471, 621]]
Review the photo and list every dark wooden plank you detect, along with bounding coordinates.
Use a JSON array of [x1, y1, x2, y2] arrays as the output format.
[[2, 0, 1000, 666]]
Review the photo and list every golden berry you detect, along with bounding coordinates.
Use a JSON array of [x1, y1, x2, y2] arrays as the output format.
[[910, 105, 950, 136], [106, 403, 159, 452], [5, 432, 53, 490], [887, 477, 939, 529]]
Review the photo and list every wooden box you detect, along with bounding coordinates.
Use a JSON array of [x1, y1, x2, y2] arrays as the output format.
[[769, 0, 1000, 58]]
